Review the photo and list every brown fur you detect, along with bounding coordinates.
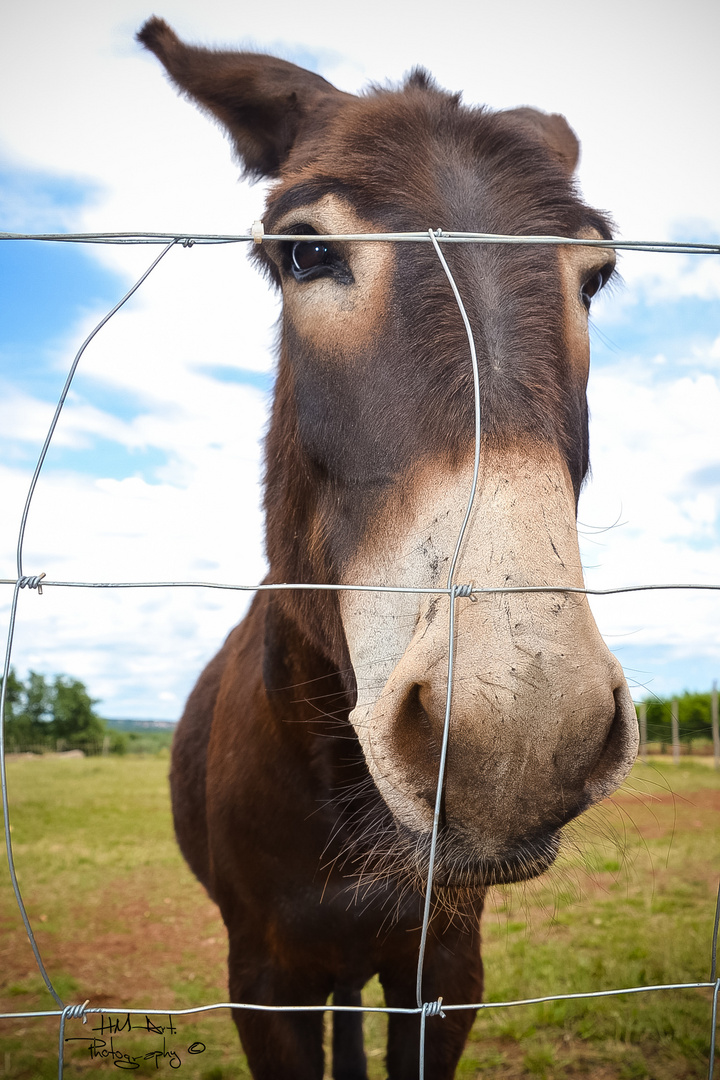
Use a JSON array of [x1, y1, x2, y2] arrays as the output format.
[[138, 18, 637, 1079]]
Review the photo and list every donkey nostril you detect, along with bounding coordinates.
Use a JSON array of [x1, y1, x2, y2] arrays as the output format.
[[396, 683, 435, 747], [386, 682, 442, 803], [584, 682, 639, 804]]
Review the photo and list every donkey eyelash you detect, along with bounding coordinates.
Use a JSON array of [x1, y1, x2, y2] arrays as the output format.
[[580, 261, 615, 310]]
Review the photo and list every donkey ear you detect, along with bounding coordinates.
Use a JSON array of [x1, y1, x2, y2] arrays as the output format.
[[501, 107, 580, 175], [136, 18, 348, 179]]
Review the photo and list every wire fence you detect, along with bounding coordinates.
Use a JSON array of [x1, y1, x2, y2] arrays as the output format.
[[1, 228, 719, 1079]]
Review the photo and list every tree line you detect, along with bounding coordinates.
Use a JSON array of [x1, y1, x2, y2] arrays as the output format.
[[1, 668, 126, 754], [636, 689, 717, 748]]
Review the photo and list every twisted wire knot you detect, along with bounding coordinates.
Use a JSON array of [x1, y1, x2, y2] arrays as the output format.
[[453, 583, 475, 599], [62, 999, 90, 1023], [18, 572, 46, 595], [181, 237, 194, 248], [421, 997, 446, 1019]]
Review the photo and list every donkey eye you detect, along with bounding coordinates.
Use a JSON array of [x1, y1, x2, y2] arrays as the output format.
[[284, 235, 353, 285], [580, 263, 613, 311], [291, 240, 332, 275]]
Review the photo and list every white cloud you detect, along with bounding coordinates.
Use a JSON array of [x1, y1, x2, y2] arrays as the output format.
[[579, 344, 720, 686]]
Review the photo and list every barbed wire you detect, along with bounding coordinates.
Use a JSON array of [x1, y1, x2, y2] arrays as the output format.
[[1, 228, 718, 1079]]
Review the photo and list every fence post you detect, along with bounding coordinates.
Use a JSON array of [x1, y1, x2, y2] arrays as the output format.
[[712, 680, 719, 771], [671, 698, 680, 764], [639, 702, 647, 763]]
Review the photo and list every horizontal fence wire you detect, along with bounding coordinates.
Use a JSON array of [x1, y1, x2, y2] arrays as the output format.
[[2, 579, 720, 595], [1, 228, 719, 1079], [1, 229, 720, 254], [3, 979, 718, 1020], [2, 978, 718, 1022]]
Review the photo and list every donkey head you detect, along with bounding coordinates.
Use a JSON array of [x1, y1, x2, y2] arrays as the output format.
[[139, 18, 638, 888]]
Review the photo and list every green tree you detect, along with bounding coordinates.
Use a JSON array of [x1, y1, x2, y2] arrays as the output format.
[[51, 676, 105, 745], [1, 667, 27, 744], [1, 669, 52, 747], [25, 671, 53, 727], [2, 669, 109, 752], [679, 692, 713, 740], [0, 667, 24, 719], [637, 689, 715, 748]]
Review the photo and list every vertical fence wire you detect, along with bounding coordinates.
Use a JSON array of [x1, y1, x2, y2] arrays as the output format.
[[709, 884, 720, 1079], [414, 230, 483, 1078]]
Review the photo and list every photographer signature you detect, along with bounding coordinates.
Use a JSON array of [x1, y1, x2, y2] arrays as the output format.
[[66, 1014, 206, 1070]]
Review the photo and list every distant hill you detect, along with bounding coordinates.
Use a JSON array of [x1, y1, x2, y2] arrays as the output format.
[[105, 718, 177, 731]]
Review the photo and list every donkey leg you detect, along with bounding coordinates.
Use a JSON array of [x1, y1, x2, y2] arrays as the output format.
[[384, 1005, 477, 1080], [228, 941, 329, 1080], [379, 931, 483, 1080], [332, 984, 367, 1080], [232, 1001, 325, 1080]]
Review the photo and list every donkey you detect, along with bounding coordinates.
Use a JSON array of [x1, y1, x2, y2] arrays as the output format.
[[138, 18, 639, 1080]]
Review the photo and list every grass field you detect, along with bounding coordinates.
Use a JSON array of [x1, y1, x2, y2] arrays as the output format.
[[0, 754, 718, 1079]]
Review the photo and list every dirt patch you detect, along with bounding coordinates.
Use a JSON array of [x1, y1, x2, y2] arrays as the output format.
[[612, 788, 720, 810], [1, 867, 228, 1012], [604, 785, 720, 841]]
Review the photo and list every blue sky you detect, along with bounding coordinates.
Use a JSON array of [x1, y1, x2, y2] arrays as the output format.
[[1, 172, 122, 375], [0, 173, 166, 482], [0, 0, 718, 718]]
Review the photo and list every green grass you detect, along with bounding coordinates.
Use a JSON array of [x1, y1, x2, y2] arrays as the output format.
[[1, 756, 718, 1078]]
